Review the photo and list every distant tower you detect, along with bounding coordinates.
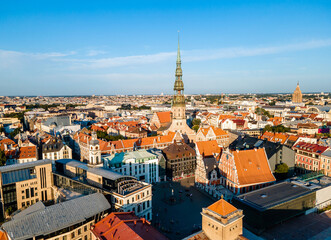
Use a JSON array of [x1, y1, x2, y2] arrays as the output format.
[[88, 131, 101, 165], [292, 82, 303, 103]]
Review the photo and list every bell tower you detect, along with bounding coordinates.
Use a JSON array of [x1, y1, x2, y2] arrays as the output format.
[[88, 130, 101, 166]]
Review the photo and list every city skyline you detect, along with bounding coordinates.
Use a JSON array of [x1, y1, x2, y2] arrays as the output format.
[[1, 0, 331, 95]]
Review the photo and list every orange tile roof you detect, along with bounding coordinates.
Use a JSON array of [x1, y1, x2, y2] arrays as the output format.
[[0, 231, 8, 240], [273, 133, 289, 144], [91, 212, 168, 240], [196, 140, 221, 157], [0, 139, 16, 151], [232, 148, 275, 185], [207, 199, 238, 216], [156, 111, 172, 123], [218, 114, 236, 121], [18, 146, 37, 159], [210, 126, 229, 137], [199, 127, 210, 137], [287, 135, 299, 142]]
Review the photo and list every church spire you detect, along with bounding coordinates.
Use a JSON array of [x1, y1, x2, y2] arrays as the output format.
[[177, 31, 181, 63], [174, 31, 183, 92]]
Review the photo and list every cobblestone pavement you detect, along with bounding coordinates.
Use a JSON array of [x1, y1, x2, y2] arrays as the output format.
[[152, 178, 214, 240]]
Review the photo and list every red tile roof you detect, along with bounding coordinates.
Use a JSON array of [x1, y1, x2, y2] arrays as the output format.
[[91, 212, 168, 240], [18, 146, 37, 159], [293, 142, 329, 154]]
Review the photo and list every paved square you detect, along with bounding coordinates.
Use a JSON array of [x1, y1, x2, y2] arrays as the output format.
[[152, 178, 214, 240]]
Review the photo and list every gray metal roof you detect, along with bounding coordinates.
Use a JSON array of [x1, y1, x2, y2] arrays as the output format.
[[57, 159, 129, 181], [2, 193, 110, 240], [43, 115, 70, 127], [236, 182, 312, 211], [321, 149, 331, 158], [0, 159, 52, 173]]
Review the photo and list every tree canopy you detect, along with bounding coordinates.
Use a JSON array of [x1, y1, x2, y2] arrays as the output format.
[[255, 107, 272, 118], [0, 150, 6, 166], [96, 131, 126, 141], [275, 163, 289, 174], [263, 124, 290, 133]]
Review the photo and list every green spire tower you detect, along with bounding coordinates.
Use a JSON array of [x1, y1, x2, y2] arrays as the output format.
[[172, 32, 185, 112]]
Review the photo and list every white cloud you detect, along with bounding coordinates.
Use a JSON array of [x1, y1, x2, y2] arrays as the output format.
[[183, 39, 331, 62], [1, 39, 331, 70], [86, 50, 107, 56]]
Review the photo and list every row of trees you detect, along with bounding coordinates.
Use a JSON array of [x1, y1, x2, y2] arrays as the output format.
[[96, 131, 126, 141]]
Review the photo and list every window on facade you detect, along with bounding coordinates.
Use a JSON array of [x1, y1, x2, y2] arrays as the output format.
[[26, 189, 30, 199]]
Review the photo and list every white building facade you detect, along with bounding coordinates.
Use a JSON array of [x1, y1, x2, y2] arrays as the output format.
[[103, 149, 159, 184]]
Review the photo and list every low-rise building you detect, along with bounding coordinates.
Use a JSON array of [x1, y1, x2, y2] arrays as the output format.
[[196, 126, 230, 147], [162, 142, 196, 181], [103, 149, 160, 183], [54, 159, 153, 221], [0, 159, 53, 220], [233, 182, 316, 234], [2, 193, 110, 240], [218, 148, 276, 194], [195, 140, 222, 188], [321, 150, 331, 176], [42, 137, 72, 160], [293, 142, 329, 173]]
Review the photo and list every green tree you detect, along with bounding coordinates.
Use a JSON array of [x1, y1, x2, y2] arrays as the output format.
[[9, 128, 20, 139], [192, 125, 200, 132], [275, 163, 289, 174], [263, 125, 273, 133], [96, 131, 125, 141], [192, 118, 201, 126], [0, 150, 6, 166]]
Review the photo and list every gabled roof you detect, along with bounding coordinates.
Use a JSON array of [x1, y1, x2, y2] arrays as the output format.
[[196, 140, 221, 157], [156, 111, 172, 123], [207, 199, 238, 216], [210, 126, 228, 137], [231, 148, 276, 186]]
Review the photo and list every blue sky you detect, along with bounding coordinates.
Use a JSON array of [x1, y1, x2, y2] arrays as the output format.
[[0, 0, 331, 96]]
